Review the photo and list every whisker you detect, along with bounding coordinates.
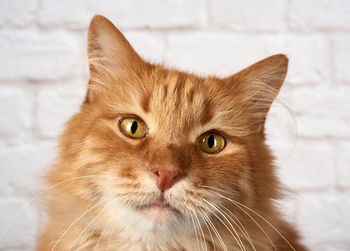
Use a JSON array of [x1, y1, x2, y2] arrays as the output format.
[[204, 186, 295, 250], [198, 208, 228, 251], [215, 203, 252, 251], [77, 225, 95, 251], [231, 201, 276, 250], [50, 197, 110, 251], [191, 205, 208, 251], [0, 175, 116, 243], [234, 200, 295, 251], [92, 218, 113, 251], [188, 205, 201, 251], [78, 214, 113, 251], [218, 203, 256, 251], [68, 201, 113, 251], [197, 208, 216, 251], [106, 221, 118, 251], [200, 197, 245, 251], [203, 187, 276, 250], [200, 185, 239, 197]]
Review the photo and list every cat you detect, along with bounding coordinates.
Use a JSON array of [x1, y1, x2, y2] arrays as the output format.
[[37, 15, 308, 251]]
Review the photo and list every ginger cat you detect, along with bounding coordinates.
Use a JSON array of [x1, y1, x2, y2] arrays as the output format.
[[38, 15, 307, 251]]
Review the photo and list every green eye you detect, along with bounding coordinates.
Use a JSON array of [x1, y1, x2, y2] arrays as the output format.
[[197, 132, 225, 154], [120, 117, 148, 139]]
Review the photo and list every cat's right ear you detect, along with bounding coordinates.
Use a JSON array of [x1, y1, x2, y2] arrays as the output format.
[[86, 15, 145, 101]]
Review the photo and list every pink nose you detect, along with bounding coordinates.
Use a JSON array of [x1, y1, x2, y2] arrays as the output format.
[[151, 167, 182, 192]]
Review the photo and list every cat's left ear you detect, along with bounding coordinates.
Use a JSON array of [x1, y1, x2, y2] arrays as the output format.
[[224, 54, 288, 130], [87, 15, 144, 70]]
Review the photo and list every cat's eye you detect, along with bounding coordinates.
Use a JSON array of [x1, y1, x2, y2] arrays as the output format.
[[196, 132, 225, 154], [119, 117, 148, 139]]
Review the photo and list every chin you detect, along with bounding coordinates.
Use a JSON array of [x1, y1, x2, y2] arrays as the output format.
[[139, 205, 180, 224], [109, 199, 187, 243], [137, 195, 181, 225]]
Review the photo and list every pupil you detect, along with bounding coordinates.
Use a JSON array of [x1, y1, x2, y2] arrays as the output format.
[[208, 135, 215, 148], [131, 121, 138, 134]]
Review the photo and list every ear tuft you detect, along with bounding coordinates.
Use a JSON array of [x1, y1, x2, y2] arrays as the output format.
[[224, 54, 289, 132], [88, 15, 139, 60], [88, 15, 117, 55], [258, 54, 288, 91], [86, 15, 146, 102], [235, 54, 288, 92]]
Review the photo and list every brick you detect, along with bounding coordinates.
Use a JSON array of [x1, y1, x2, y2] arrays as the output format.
[[210, 0, 285, 31], [277, 139, 335, 190], [288, 86, 350, 118], [264, 36, 328, 85], [265, 90, 298, 148], [333, 37, 350, 83], [165, 33, 270, 77], [0, 0, 38, 27], [37, 0, 91, 29], [124, 32, 166, 63], [0, 29, 82, 81], [36, 84, 86, 138], [288, 0, 350, 31], [38, 0, 207, 29], [92, 0, 207, 29], [335, 142, 350, 188], [166, 33, 327, 85], [0, 200, 38, 250], [312, 242, 350, 251], [0, 85, 34, 146], [0, 142, 55, 197], [287, 85, 350, 139], [297, 192, 350, 246], [296, 115, 350, 138]]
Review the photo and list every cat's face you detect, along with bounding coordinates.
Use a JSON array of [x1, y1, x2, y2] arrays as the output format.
[[77, 68, 254, 235], [54, 15, 288, 242]]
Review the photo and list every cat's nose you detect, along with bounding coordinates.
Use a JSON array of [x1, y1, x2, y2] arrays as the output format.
[[151, 166, 182, 192]]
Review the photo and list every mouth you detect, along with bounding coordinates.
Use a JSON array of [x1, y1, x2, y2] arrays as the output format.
[[137, 195, 180, 222]]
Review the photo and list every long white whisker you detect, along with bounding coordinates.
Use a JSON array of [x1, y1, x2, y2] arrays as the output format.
[[68, 202, 112, 251], [92, 219, 113, 251], [197, 208, 216, 251], [231, 201, 276, 250], [200, 198, 245, 251], [0, 175, 116, 243], [200, 185, 238, 197], [204, 187, 279, 250], [106, 221, 118, 251], [188, 206, 201, 251], [234, 200, 295, 251], [50, 198, 110, 251], [218, 203, 256, 251], [198, 208, 228, 251], [191, 205, 208, 251]]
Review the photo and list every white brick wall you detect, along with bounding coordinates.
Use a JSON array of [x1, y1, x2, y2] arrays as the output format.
[[0, 0, 349, 250]]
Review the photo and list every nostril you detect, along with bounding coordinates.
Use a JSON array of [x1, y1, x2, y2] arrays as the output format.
[[150, 166, 183, 192], [151, 167, 160, 177]]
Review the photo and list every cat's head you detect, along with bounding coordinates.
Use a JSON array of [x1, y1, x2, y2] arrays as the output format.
[[51, 15, 288, 243]]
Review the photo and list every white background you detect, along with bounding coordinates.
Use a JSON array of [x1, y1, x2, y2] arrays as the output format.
[[0, 0, 349, 250]]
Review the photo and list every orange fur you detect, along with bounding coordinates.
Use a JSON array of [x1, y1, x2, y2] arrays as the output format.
[[37, 15, 308, 251]]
